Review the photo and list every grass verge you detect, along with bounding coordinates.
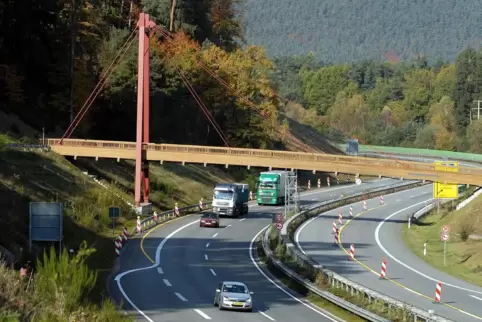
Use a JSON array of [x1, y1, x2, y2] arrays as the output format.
[[263, 228, 414, 321], [402, 188, 482, 287]]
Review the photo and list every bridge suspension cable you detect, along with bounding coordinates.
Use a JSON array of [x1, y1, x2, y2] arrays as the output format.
[[154, 25, 317, 153], [161, 48, 231, 147], [60, 28, 139, 143]]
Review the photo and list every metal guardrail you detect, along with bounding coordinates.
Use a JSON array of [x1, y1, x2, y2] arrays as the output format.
[[131, 201, 213, 236], [130, 193, 261, 235], [263, 181, 454, 322]]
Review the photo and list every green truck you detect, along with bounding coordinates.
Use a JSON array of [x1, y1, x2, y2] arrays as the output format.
[[256, 171, 289, 205]]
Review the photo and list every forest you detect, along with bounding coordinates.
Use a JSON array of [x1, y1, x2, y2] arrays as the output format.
[[273, 52, 482, 152], [0, 0, 481, 153], [240, 0, 482, 63]]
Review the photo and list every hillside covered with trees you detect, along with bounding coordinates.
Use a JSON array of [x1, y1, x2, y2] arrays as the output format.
[[241, 0, 481, 63], [272, 52, 482, 152]]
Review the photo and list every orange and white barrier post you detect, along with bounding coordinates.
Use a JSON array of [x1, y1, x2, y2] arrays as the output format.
[[199, 198, 203, 211], [380, 258, 387, 279], [434, 282, 442, 303], [115, 238, 120, 256], [153, 211, 158, 222], [350, 244, 355, 260], [380, 195, 384, 205], [336, 176, 340, 184], [338, 210, 342, 224], [346, 175, 350, 183], [349, 206, 353, 217], [363, 199, 367, 211], [249, 191, 253, 200], [332, 221, 337, 234], [123, 227, 128, 244], [317, 179, 321, 188], [307, 180, 311, 190], [327, 177, 331, 187], [333, 228, 339, 245], [117, 235, 123, 249], [174, 202, 180, 216], [136, 216, 141, 233]]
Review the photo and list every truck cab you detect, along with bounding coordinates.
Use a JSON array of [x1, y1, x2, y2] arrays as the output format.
[[256, 171, 289, 205], [212, 183, 249, 217]]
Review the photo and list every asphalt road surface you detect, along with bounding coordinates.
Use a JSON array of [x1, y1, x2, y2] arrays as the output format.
[[109, 178, 400, 322], [296, 184, 482, 322]]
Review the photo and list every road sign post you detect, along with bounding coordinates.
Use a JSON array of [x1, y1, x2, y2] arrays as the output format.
[[109, 207, 121, 238], [433, 162, 459, 211], [441, 226, 449, 266]]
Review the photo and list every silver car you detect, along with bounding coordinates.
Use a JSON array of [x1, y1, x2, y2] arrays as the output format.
[[213, 281, 253, 312]]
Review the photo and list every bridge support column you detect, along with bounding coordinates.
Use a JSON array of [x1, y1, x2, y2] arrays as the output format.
[[135, 13, 154, 207]]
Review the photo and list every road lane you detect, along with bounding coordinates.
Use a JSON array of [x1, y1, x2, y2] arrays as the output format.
[[113, 178, 400, 321], [297, 185, 482, 321]]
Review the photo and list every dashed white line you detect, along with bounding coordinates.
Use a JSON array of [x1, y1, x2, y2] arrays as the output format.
[[274, 206, 282, 209], [157, 267, 163, 274], [259, 310, 276, 321], [227, 224, 232, 228], [205, 254, 209, 260], [470, 295, 482, 301], [163, 279, 172, 287], [205, 242, 210, 248], [212, 232, 219, 238], [311, 198, 317, 201], [210, 269, 217, 276], [194, 309, 212, 319], [239, 218, 246, 222], [175, 292, 188, 302]]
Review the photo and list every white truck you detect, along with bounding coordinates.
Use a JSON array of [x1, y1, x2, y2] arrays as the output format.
[[212, 183, 249, 217]]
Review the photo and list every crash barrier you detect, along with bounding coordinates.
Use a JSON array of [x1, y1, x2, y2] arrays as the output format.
[[7, 143, 50, 152], [263, 181, 453, 322], [130, 200, 213, 236]]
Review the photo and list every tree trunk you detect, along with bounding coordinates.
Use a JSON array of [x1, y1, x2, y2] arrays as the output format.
[[169, 0, 177, 32]]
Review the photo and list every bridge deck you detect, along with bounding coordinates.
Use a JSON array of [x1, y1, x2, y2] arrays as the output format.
[[46, 139, 482, 186]]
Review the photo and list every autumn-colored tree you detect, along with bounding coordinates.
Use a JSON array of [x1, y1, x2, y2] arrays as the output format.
[[467, 120, 482, 153]]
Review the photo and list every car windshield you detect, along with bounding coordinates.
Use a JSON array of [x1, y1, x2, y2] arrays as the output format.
[[223, 284, 248, 294], [202, 213, 217, 219], [214, 190, 233, 200], [259, 180, 277, 189]]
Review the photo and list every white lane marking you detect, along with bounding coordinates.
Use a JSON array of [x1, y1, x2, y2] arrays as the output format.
[[239, 218, 246, 222], [259, 310, 276, 321], [227, 224, 232, 228], [194, 309, 212, 319], [114, 219, 199, 322], [175, 292, 188, 302], [396, 199, 401, 202], [375, 200, 482, 295], [250, 225, 341, 321], [470, 295, 482, 301], [274, 207, 282, 209], [163, 279, 172, 287], [212, 232, 219, 237], [206, 242, 210, 248], [205, 254, 209, 260], [112, 179, 396, 322], [210, 269, 217, 276], [295, 185, 432, 255], [157, 267, 163, 274], [311, 198, 317, 201]]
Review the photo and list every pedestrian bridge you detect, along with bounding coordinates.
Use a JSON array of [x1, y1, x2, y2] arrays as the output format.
[[46, 139, 482, 186]]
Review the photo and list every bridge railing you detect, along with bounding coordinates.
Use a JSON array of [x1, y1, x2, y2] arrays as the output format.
[[46, 138, 482, 176]]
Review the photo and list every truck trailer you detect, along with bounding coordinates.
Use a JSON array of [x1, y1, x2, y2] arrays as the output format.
[[212, 183, 249, 217], [256, 170, 291, 205]]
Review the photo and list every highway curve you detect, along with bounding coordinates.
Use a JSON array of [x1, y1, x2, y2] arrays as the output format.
[[109, 178, 399, 322], [296, 184, 482, 322]]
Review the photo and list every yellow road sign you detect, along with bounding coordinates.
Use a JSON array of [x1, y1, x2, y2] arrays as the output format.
[[434, 161, 459, 173], [433, 181, 459, 199]]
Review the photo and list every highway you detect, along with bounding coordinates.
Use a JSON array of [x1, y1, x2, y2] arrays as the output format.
[[109, 178, 401, 322], [296, 184, 482, 322]]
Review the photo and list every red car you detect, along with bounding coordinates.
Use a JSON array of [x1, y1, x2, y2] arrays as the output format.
[[200, 212, 220, 228]]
